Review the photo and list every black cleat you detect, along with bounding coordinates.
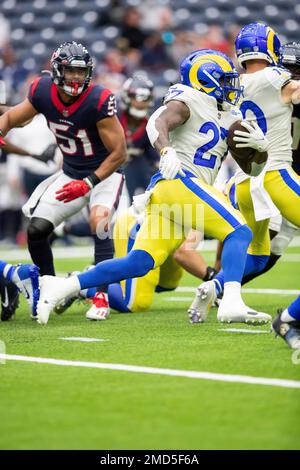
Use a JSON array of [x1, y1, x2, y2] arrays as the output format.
[[272, 309, 300, 349], [0, 279, 20, 321]]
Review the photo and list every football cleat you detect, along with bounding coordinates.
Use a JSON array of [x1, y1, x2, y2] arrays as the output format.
[[188, 281, 217, 324], [54, 271, 81, 314], [272, 310, 300, 349], [0, 279, 20, 321], [12, 264, 40, 317], [217, 299, 272, 324], [37, 275, 80, 325], [86, 292, 110, 321]]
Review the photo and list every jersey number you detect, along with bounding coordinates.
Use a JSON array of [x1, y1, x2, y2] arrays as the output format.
[[49, 122, 93, 157], [240, 100, 267, 134], [193, 122, 220, 169]]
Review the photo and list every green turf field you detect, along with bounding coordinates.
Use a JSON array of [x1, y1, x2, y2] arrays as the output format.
[[0, 247, 300, 450]]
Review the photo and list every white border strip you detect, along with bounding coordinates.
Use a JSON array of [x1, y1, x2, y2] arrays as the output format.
[[1, 354, 300, 389]]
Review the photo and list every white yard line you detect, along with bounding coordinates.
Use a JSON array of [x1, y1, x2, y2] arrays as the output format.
[[0, 354, 300, 389], [59, 337, 108, 343], [218, 328, 270, 334]]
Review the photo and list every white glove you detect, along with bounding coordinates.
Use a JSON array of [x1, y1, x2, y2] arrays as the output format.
[[159, 146, 185, 180], [233, 120, 270, 153]]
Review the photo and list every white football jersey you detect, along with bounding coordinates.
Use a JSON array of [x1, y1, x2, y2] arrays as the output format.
[[238, 67, 293, 177], [164, 83, 241, 185]]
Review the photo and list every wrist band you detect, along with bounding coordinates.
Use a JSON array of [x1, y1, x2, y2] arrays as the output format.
[[84, 173, 101, 189]]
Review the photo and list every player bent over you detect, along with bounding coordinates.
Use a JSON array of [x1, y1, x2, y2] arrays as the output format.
[[0, 42, 127, 321], [36, 49, 271, 325]]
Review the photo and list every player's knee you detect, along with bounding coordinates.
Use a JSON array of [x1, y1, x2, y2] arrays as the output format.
[[27, 217, 54, 241], [131, 296, 152, 312], [128, 250, 154, 277], [235, 224, 253, 244]]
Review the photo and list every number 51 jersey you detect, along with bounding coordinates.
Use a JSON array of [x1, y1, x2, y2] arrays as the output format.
[[28, 75, 117, 179], [163, 83, 241, 186]]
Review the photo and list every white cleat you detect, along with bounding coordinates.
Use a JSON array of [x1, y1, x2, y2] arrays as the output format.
[[187, 281, 217, 324], [86, 292, 110, 321], [217, 299, 272, 324], [37, 275, 79, 325]]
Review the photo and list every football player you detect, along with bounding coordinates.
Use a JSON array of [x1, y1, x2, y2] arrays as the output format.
[[0, 41, 127, 321], [36, 49, 272, 325], [272, 295, 300, 349], [121, 74, 159, 202], [197, 24, 300, 313], [0, 260, 39, 319]]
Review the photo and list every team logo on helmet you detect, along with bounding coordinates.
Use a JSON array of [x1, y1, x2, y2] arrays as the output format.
[[180, 49, 243, 106]]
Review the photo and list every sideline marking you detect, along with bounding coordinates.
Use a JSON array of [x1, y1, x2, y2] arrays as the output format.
[[1, 354, 300, 389]]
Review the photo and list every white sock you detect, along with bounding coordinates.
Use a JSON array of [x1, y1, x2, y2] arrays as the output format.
[[280, 308, 295, 323], [223, 282, 243, 304], [65, 276, 81, 296]]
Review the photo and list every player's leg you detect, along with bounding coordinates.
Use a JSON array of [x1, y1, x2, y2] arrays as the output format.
[[272, 295, 300, 349], [0, 260, 39, 317], [157, 254, 183, 292], [37, 182, 187, 324], [176, 178, 270, 323], [173, 230, 217, 281], [26, 173, 87, 275], [265, 169, 300, 228], [85, 173, 124, 320], [212, 178, 270, 295]]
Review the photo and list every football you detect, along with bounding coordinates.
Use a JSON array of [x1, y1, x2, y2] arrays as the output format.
[[227, 120, 268, 175]]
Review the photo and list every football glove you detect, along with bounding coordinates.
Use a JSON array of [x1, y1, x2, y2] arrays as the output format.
[[159, 146, 185, 180], [233, 120, 269, 153], [56, 180, 90, 203]]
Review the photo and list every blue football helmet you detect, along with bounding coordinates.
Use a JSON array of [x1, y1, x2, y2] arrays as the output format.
[[235, 23, 281, 68], [180, 49, 243, 106]]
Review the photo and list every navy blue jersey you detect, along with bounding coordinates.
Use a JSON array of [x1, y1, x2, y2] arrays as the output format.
[[292, 104, 300, 176], [119, 111, 159, 166], [28, 76, 117, 179]]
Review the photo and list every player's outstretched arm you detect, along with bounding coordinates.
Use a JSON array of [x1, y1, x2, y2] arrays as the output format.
[[281, 80, 300, 105], [0, 98, 38, 138], [94, 115, 127, 181]]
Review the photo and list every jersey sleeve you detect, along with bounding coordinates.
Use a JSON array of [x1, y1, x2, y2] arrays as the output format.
[[27, 76, 44, 112], [264, 67, 291, 90], [163, 83, 195, 110], [95, 89, 117, 121]]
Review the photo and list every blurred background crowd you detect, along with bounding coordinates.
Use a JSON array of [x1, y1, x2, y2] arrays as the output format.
[[0, 0, 298, 246]]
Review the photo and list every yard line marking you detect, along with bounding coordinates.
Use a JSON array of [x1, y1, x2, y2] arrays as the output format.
[[218, 328, 271, 334], [59, 337, 108, 343], [174, 287, 300, 295], [1, 354, 300, 389]]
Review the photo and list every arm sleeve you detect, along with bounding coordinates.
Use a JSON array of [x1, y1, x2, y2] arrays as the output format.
[[95, 89, 118, 121]]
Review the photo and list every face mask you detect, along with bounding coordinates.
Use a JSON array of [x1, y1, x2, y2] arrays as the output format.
[[62, 82, 84, 97]]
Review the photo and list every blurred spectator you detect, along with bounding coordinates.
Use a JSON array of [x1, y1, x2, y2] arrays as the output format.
[[200, 25, 231, 56], [0, 14, 10, 50], [121, 7, 148, 50]]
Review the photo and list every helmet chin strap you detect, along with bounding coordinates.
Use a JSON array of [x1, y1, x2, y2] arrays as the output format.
[[128, 106, 148, 119]]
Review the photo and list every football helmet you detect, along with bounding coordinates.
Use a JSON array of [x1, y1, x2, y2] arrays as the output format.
[[122, 74, 154, 119], [51, 41, 93, 96], [235, 23, 281, 68], [280, 42, 300, 80], [180, 49, 243, 106]]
